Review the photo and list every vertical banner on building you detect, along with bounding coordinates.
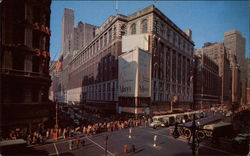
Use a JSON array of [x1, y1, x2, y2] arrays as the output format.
[[118, 51, 137, 97], [138, 49, 151, 97]]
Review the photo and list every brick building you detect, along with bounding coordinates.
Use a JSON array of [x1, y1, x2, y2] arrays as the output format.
[[62, 5, 194, 115], [195, 43, 231, 105], [0, 0, 52, 137], [193, 54, 220, 109]]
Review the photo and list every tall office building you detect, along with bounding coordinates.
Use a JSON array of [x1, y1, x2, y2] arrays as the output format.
[[72, 21, 97, 55], [195, 43, 231, 105], [246, 59, 250, 105], [61, 8, 74, 56], [193, 54, 220, 108], [61, 8, 97, 57], [1, 0, 52, 138], [224, 30, 247, 104]]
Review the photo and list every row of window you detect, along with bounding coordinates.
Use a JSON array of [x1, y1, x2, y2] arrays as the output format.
[[153, 81, 191, 95], [154, 19, 193, 54], [152, 46, 192, 85], [152, 88, 192, 102], [130, 19, 148, 34], [72, 27, 116, 70]]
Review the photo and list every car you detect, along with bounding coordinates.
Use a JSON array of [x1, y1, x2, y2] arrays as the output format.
[[149, 120, 165, 129]]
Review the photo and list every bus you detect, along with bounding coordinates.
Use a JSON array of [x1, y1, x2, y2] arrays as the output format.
[[152, 110, 206, 127]]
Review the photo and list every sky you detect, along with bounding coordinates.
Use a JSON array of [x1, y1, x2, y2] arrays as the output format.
[[50, 1, 250, 60]]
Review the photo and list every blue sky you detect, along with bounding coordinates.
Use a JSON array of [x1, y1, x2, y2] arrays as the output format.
[[50, 1, 249, 60]]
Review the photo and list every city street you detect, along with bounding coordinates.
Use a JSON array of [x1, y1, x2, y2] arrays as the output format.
[[34, 122, 236, 156]]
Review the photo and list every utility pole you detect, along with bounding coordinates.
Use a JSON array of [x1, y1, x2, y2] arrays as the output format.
[[191, 114, 197, 155], [55, 102, 58, 128]]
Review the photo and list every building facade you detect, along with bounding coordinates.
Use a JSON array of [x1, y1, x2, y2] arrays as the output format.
[[0, 0, 52, 137], [224, 30, 247, 104], [195, 43, 231, 105], [61, 8, 97, 57], [193, 55, 220, 109], [227, 54, 241, 109], [62, 5, 194, 115], [61, 8, 74, 56], [52, 8, 98, 104], [246, 59, 250, 105]]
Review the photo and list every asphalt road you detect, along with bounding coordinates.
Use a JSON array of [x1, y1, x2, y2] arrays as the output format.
[[34, 123, 237, 156]]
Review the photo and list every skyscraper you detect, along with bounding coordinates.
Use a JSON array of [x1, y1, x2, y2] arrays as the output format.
[[224, 30, 247, 104], [246, 59, 250, 105], [195, 43, 231, 105], [61, 8, 74, 56]]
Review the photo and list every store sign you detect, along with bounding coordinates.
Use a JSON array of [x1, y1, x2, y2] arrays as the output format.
[[118, 48, 151, 97], [118, 51, 137, 97], [119, 106, 149, 114]]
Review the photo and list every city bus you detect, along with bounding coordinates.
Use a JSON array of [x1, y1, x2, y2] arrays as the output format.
[[152, 110, 205, 127]]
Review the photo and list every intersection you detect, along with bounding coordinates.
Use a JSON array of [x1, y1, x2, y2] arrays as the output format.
[[34, 124, 236, 156]]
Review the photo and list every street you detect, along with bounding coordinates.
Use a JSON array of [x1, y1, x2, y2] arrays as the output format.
[[33, 123, 237, 156]]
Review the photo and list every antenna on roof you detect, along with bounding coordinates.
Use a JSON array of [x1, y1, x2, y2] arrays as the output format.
[[154, 0, 157, 6], [115, 0, 119, 14]]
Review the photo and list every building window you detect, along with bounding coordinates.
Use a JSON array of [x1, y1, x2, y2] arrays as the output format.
[[104, 33, 107, 46], [121, 24, 126, 36], [141, 19, 148, 33], [108, 28, 112, 42], [100, 37, 103, 48], [160, 23, 165, 36], [130, 23, 136, 34], [113, 26, 116, 40]]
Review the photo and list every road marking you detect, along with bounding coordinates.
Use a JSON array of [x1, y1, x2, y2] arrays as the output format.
[[53, 143, 59, 156], [85, 136, 115, 156], [139, 128, 236, 156]]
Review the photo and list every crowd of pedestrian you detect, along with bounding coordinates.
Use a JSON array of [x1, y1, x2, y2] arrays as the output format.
[[1, 115, 147, 147]]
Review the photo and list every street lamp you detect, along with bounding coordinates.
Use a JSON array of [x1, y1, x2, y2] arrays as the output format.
[[173, 113, 207, 155]]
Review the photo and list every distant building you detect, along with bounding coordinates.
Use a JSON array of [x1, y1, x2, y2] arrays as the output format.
[[227, 53, 241, 109], [61, 8, 97, 57], [193, 55, 220, 109], [62, 5, 195, 115], [195, 43, 231, 105], [51, 8, 98, 104], [1, 0, 52, 138], [246, 59, 250, 105], [224, 30, 247, 104], [61, 8, 74, 56]]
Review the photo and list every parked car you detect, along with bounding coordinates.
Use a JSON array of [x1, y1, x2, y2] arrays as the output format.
[[150, 120, 165, 129]]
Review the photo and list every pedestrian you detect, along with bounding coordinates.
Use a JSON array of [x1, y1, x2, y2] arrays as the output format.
[[81, 139, 85, 146], [131, 144, 136, 153], [46, 129, 49, 139], [123, 144, 128, 153], [169, 129, 173, 136], [69, 139, 73, 150], [75, 136, 80, 149]]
